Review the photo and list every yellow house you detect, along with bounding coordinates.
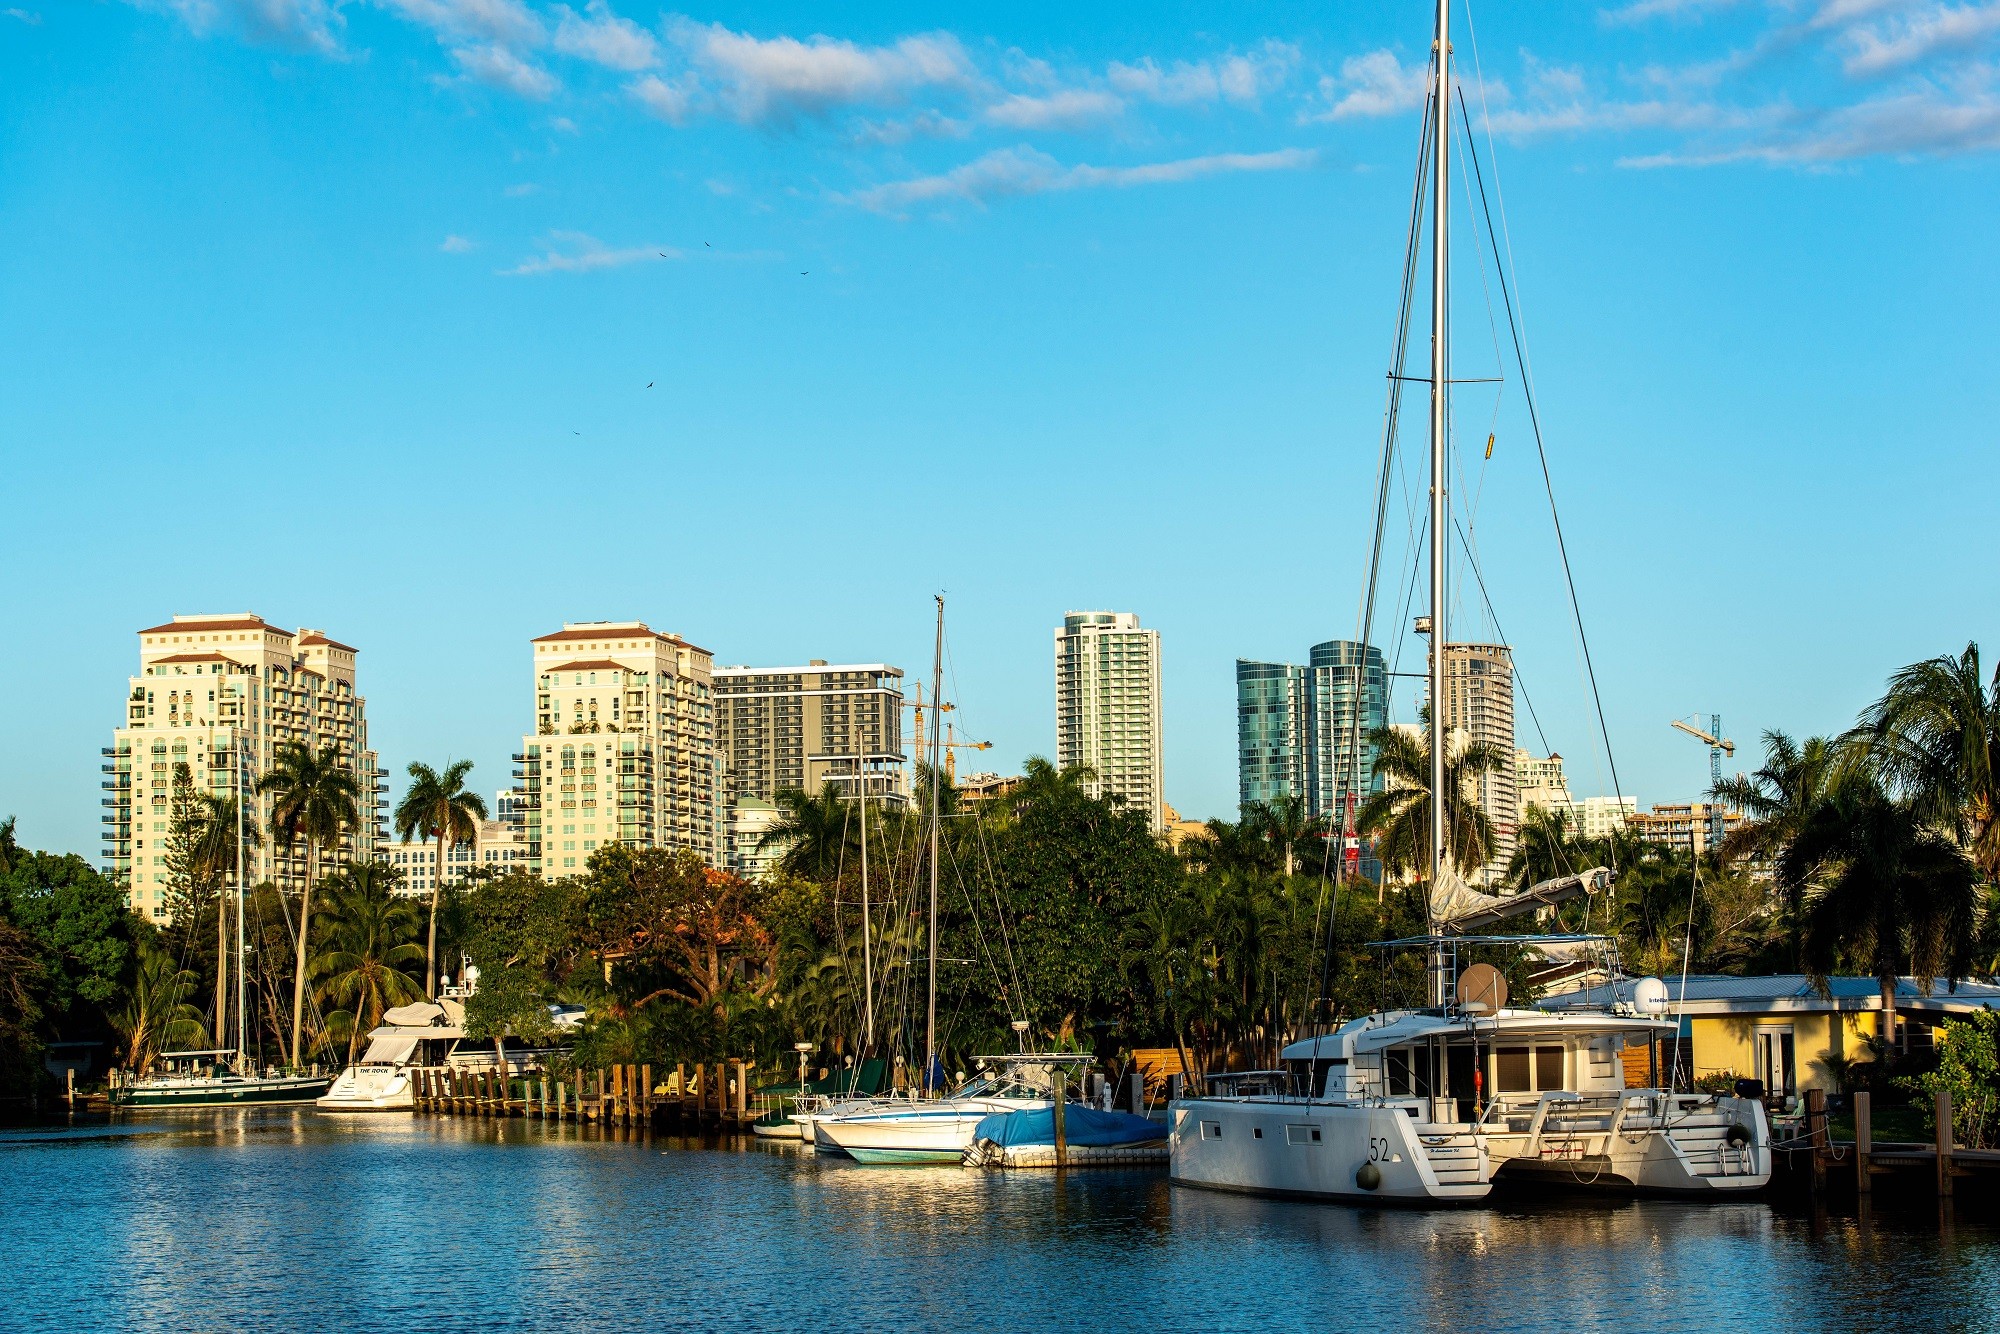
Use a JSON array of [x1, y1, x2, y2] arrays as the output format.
[[1543, 975, 2000, 1101]]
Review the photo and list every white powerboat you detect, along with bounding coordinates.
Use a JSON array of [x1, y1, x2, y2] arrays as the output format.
[[812, 1054, 1094, 1164], [317, 1000, 463, 1112]]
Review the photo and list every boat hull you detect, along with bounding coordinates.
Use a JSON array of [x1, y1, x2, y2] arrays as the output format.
[[316, 1066, 414, 1112], [111, 1075, 334, 1110], [1483, 1093, 1771, 1195], [1169, 1099, 1491, 1204], [813, 1098, 1048, 1164]]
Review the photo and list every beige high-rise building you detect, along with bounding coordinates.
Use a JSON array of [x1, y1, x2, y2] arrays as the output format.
[[1054, 611, 1164, 833], [714, 662, 907, 803], [517, 621, 718, 877], [1438, 643, 1517, 885], [1572, 794, 1638, 841], [1516, 749, 1573, 818], [1630, 802, 1745, 858], [106, 613, 381, 922]]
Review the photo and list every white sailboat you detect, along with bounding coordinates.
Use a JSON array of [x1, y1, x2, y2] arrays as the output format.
[[1169, 0, 1770, 1203]]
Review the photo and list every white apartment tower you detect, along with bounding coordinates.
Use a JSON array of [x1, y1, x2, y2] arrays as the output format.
[[1438, 643, 1518, 886], [105, 613, 381, 922], [1054, 611, 1164, 833], [517, 621, 718, 877]]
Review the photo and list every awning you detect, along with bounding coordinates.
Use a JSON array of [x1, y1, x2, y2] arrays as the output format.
[[382, 1002, 447, 1027], [359, 1034, 421, 1066]]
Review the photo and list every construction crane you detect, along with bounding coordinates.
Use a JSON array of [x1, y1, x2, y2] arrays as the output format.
[[1670, 715, 1735, 854], [902, 685, 991, 784]]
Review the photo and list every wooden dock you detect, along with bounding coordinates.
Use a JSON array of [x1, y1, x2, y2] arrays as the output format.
[[1780, 1088, 2000, 1200], [411, 1061, 770, 1132]]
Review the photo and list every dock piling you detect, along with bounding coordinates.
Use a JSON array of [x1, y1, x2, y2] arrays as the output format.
[[1855, 1091, 1872, 1195]]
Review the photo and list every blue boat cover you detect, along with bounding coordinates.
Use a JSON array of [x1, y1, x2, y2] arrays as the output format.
[[972, 1106, 1167, 1148]]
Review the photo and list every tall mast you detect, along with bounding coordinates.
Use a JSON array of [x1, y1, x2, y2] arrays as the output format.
[[858, 745, 874, 1052], [1426, 0, 1451, 950], [235, 734, 249, 1069], [924, 595, 943, 1091]]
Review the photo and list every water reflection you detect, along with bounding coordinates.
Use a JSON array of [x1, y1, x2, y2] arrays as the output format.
[[3, 1113, 1996, 1332]]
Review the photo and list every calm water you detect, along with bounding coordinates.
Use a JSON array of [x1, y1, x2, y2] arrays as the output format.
[[3, 1113, 1995, 1332]]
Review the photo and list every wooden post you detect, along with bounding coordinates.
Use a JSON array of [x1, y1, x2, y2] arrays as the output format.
[[1937, 1088, 1955, 1199], [575, 1069, 585, 1121], [1052, 1070, 1068, 1169], [675, 1062, 686, 1097], [1805, 1087, 1827, 1198], [642, 1064, 653, 1130], [1855, 1090, 1873, 1195]]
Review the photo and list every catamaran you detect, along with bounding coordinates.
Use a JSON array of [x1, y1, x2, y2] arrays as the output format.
[[1168, 0, 1770, 1203]]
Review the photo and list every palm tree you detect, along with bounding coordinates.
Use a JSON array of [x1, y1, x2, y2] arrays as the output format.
[[259, 741, 360, 1067], [1712, 731, 1841, 965], [1256, 794, 1321, 879], [1508, 804, 1584, 890], [312, 861, 426, 1064], [1784, 770, 1981, 1053], [1181, 815, 1278, 877], [1616, 849, 1706, 978], [1856, 643, 2000, 878], [1355, 723, 1506, 898], [189, 793, 261, 1039], [394, 759, 487, 998], [115, 941, 208, 1075], [0, 815, 19, 875], [759, 783, 858, 882]]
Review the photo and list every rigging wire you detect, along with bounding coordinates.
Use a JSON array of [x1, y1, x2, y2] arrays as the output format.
[[1454, 80, 1629, 856]]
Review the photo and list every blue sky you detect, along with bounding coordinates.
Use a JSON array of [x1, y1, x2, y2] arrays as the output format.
[[3, 0, 1998, 858]]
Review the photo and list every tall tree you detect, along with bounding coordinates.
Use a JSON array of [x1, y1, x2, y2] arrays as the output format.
[[259, 741, 359, 1067], [114, 940, 207, 1076], [1355, 723, 1506, 897], [1784, 770, 1981, 1052], [0, 815, 21, 875], [1712, 731, 1841, 964], [1256, 795, 1321, 879], [1508, 804, 1585, 890], [1857, 643, 2000, 878], [758, 783, 858, 883], [394, 759, 487, 998], [312, 861, 425, 1063]]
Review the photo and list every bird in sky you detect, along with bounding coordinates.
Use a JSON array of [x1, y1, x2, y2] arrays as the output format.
[[658, 251, 670, 258], [704, 241, 711, 247], [800, 271, 808, 276], [646, 382, 654, 389]]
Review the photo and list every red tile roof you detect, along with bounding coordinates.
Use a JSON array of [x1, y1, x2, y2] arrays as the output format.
[[542, 658, 632, 673], [149, 652, 233, 664], [138, 616, 289, 637], [532, 624, 711, 655], [297, 632, 357, 652]]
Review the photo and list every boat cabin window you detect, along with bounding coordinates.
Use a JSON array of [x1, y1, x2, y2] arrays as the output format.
[[1494, 1045, 1567, 1094]]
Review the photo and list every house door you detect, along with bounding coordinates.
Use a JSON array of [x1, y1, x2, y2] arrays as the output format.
[[1754, 1026, 1794, 1099]]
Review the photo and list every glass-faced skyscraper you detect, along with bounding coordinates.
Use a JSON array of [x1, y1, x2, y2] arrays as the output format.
[[1235, 640, 1385, 820]]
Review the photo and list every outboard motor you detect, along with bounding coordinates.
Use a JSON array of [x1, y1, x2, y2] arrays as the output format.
[[1732, 1078, 1765, 1101]]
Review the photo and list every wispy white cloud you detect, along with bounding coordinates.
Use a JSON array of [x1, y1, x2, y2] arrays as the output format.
[[848, 144, 1316, 213], [849, 110, 972, 145], [379, 0, 543, 49], [440, 233, 477, 251], [142, 0, 342, 52], [672, 21, 974, 126], [982, 88, 1123, 130], [1108, 41, 1299, 105], [452, 42, 558, 98], [1840, 3, 2000, 76], [552, 0, 656, 71], [1600, 0, 1746, 26], [1622, 86, 2000, 163], [628, 72, 695, 123], [502, 181, 539, 196], [1303, 49, 1430, 121], [5, 6, 42, 22], [504, 231, 678, 274]]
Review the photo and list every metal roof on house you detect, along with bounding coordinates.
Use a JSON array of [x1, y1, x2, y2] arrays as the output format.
[[1542, 974, 2000, 1016]]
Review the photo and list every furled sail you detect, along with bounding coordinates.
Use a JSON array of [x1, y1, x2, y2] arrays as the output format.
[[1430, 867, 1611, 933]]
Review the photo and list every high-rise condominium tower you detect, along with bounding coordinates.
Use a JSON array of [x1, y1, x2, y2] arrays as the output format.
[[517, 621, 718, 877], [713, 661, 907, 804], [106, 613, 381, 922], [1236, 640, 1387, 821], [1054, 611, 1163, 832], [714, 661, 906, 877], [1437, 642, 1518, 885]]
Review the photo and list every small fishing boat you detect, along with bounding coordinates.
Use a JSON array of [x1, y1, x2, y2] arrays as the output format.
[[964, 1104, 1167, 1169], [811, 1054, 1094, 1164]]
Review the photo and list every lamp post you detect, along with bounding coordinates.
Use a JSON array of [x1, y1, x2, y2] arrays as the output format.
[[794, 1041, 813, 1091]]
